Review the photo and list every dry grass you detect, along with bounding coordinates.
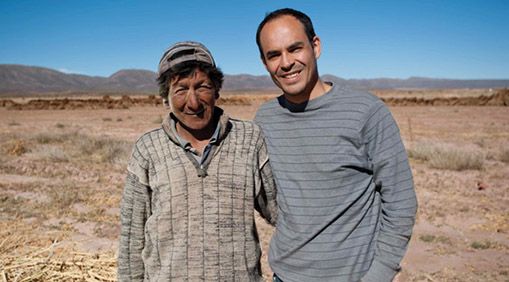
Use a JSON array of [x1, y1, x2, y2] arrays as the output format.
[[19, 132, 132, 165], [1, 98, 508, 282], [419, 234, 452, 245], [471, 240, 495, 250], [0, 222, 116, 281], [152, 115, 163, 124], [5, 139, 28, 156], [217, 95, 253, 105], [75, 136, 130, 165], [0, 131, 124, 281], [48, 184, 86, 212], [29, 144, 69, 162], [408, 141, 484, 171], [499, 147, 509, 163]]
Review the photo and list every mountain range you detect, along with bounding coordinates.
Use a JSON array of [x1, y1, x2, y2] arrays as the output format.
[[1, 64, 508, 95]]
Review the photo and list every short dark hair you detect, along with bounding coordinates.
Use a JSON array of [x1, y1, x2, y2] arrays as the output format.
[[157, 61, 224, 100], [255, 8, 316, 58]]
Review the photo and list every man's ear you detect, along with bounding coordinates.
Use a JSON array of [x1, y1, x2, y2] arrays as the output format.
[[312, 36, 321, 59], [215, 91, 220, 99], [163, 97, 171, 109]]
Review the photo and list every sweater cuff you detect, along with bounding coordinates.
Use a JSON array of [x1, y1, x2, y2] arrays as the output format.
[[361, 259, 399, 282]]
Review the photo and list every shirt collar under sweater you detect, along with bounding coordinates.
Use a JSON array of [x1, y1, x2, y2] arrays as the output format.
[[168, 115, 221, 165], [168, 115, 221, 150]]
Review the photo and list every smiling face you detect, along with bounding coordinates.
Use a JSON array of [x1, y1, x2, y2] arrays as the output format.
[[169, 68, 218, 136], [259, 15, 322, 104]]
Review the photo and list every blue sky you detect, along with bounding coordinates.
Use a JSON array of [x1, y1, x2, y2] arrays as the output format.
[[1, 0, 508, 79]]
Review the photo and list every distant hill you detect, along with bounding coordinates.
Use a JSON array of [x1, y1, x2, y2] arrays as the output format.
[[0, 65, 157, 95], [322, 75, 509, 90], [1, 64, 508, 96], [222, 74, 276, 91], [104, 69, 157, 91]]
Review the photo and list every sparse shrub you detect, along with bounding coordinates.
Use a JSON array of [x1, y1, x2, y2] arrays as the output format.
[[217, 95, 252, 106], [34, 132, 78, 144], [459, 206, 469, 213], [76, 135, 130, 164], [98, 140, 131, 164], [499, 147, 509, 163], [419, 234, 452, 245], [103, 117, 112, 122], [485, 150, 497, 161], [8, 121, 20, 126], [6, 140, 28, 156], [55, 123, 65, 129], [47, 184, 83, 212], [34, 133, 55, 144], [407, 142, 436, 162], [153, 115, 163, 124], [0, 194, 25, 215], [117, 118, 123, 122], [31, 132, 130, 164], [471, 240, 493, 250], [474, 139, 486, 148], [30, 145, 69, 162], [429, 148, 484, 171], [419, 234, 435, 243], [408, 141, 484, 171]]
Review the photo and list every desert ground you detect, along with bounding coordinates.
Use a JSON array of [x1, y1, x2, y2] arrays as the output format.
[[0, 89, 508, 281]]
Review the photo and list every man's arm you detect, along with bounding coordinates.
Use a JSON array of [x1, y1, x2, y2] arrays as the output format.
[[361, 101, 418, 282], [118, 145, 151, 281], [253, 134, 278, 226]]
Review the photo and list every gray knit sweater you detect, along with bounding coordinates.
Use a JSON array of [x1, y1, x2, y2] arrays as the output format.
[[118, 109, 277, 281], [255, 83, 417, 282]]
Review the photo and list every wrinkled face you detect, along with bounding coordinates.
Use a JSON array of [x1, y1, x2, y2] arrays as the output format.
[[169, 68, 218, 132], [259, 15, 321, 104]]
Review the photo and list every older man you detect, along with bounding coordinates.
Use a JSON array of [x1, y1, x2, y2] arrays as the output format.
[[118, 41, 277, 281]]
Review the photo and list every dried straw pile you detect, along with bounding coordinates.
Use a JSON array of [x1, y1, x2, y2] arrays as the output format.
[[0, 223, 117, 282]]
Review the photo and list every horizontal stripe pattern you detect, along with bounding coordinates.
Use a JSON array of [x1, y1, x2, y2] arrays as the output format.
[[255, 84, 417, 282]]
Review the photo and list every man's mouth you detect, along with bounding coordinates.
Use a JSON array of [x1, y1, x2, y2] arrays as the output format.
[[184, 108, 205, 116], [280, 70, 301, 80]]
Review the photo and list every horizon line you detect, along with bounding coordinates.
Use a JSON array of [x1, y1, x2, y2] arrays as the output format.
[[1, 63, 509, 81]]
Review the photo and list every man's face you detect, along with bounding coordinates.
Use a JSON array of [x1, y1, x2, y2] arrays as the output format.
[[169, 68, 218, 132], [259, 15, 321, 103]]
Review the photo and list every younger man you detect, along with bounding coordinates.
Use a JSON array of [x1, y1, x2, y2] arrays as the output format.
[[255, 8, 417, 282]]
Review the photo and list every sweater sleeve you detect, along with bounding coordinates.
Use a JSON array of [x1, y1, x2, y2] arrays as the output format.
[[360, 101, 418, 282], [253, 133, 278, 226], [118, 144, 151, 282]]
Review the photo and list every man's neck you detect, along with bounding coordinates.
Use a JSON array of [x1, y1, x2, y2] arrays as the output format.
[[284, 79, 332, 104], [176, 120, 217, 153]]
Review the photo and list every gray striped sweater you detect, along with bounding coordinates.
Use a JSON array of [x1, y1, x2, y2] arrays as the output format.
[[254, 83, 417, 282], [118, 109, 277, 281]]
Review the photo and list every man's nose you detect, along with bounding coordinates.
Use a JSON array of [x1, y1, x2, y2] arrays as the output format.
[[280, 52, 294, 71], [186, 89, 200, 110]]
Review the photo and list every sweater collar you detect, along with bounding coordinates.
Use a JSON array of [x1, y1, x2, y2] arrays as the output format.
[[278, 81, 335, 112]]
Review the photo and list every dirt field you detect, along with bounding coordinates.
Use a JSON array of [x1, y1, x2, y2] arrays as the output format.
[[1, 90, 508, 281]]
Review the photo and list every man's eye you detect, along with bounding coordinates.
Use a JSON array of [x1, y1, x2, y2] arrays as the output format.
[[266, 53, 280, 60], [289, 47, 301, 53], [199, 84, 212, 90], [174, 88, 187, 95]]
